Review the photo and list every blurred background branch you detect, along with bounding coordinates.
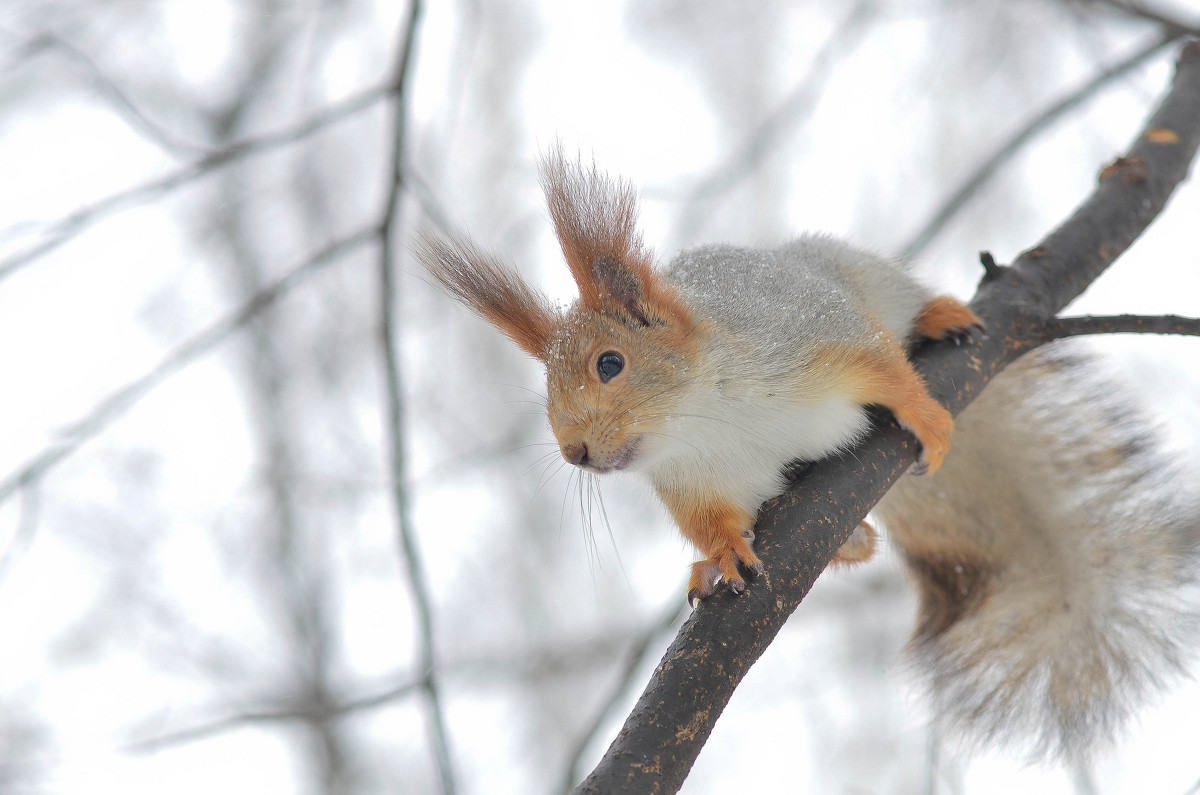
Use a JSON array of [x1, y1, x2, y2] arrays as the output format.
[[901, 26, 1185, 259], [0, 75, 392, 283], [375, 2, 459, 793], [0, 226, 375, 507]]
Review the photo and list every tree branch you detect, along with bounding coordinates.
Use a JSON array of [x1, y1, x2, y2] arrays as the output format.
[[1047, 313, 1200, 339], [376, 3, 459, 794], [121, 625, 643, 758], [34, 32, 213, 158], [573, 39, 1200, 794], [124, 680, 425, 754]]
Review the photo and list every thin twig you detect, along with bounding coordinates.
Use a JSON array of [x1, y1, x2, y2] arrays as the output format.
[[0, 482, 40, 590], [672, 0, 879, 245], [0, 80, 392, 284], [0, 28, 51, 74], [0, 227, 376, 506], [901, 28, 1183, 260], [978, 250, 1006, 282], [125, 679, 425, 754], [37, 32, 213, 158], [406, 167, 459, 235], [376, 3, 458, 794], [1046, 313, 1200, 340], [1095, 0, 1200, 34], [123, 629, 639, 757]]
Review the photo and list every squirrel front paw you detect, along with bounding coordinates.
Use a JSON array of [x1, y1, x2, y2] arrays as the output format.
[[842, 339, 957, 477], [913, 295, 984, 344], [687, 539, 763, 607], [654, 490, 764, 607]]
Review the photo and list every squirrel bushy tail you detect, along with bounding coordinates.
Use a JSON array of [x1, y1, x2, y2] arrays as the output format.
[[876, 346, 1200, 760]]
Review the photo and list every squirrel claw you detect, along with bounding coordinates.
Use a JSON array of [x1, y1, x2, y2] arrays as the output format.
[[687, 542, 762, 605], [687, 559, 722, 606], [944, 325, 981, 346], [910, 459, 930, 476]]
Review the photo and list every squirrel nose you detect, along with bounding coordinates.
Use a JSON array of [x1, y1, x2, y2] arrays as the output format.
[[562, 443, 590, 467]]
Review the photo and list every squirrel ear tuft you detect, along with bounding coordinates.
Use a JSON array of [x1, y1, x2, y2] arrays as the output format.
[[415, 231, 558, 360], [592, 254, 639, 306], [539, 146, 691, 328]]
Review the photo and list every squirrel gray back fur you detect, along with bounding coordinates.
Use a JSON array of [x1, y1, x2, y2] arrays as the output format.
[[875, 346, 1200, 761], [666, 234, 931, 356]]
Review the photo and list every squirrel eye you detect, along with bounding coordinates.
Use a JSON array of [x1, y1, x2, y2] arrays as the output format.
[[596, 351, 625, 383]]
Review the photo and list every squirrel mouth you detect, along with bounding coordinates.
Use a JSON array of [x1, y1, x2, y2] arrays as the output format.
[[607, 437, 642, 471], [574, 436, 641, 473]]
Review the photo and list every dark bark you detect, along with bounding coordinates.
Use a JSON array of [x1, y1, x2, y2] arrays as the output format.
[[574, 40, 1200, 795], [1048, 313, 1200, 339]]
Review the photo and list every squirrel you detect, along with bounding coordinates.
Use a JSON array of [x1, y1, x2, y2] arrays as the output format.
[[417, 148, 1200, 761]]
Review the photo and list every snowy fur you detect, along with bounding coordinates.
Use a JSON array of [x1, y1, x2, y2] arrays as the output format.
[[627, 236, 927, 513], [667, 236, 931, 351]]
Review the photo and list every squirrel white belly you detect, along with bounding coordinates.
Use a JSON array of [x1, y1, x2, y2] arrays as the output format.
[[418, 149, 1200, 761]]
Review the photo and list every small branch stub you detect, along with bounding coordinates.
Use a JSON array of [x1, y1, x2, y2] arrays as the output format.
[[978, 250, 1005, 282]]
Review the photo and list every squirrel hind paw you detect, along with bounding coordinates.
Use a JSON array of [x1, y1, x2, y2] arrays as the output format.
[[909, 441, 945, 475], [831, 521, 878, 566], [896, 401, 952, 475], [687, 547, 763, 606]]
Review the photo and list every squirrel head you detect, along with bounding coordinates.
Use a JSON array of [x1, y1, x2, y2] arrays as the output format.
[[419, 148, 699, 473]]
